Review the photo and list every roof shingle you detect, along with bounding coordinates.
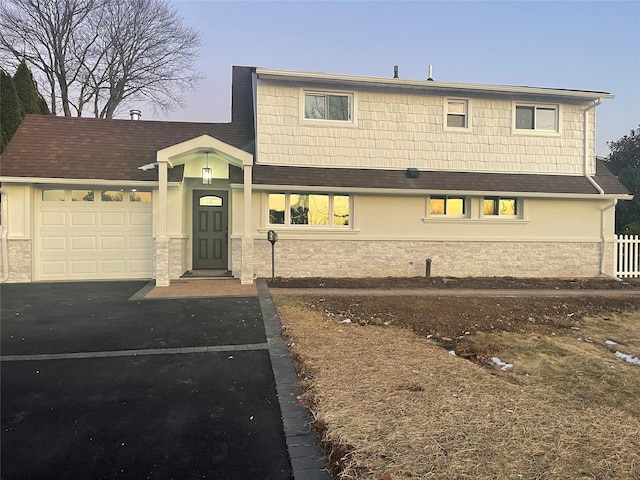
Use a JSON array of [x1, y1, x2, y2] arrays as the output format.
[[0, 67, 255, 183], [229, 160, 628, 196]]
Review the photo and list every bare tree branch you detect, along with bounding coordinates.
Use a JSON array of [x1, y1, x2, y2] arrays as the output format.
[[0, 0, 202, 118]]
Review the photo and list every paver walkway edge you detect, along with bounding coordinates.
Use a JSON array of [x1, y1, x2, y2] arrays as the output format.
[[257, 279, 330, 480]]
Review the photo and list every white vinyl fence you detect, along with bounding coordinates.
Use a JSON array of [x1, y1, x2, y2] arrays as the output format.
[[616, 235, 640, 278]]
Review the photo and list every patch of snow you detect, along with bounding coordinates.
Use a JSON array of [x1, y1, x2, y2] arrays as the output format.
[[491, 357, 514, 371], [615, 351, 640, 365], [448, 350, 456, 356], [137, 162, 158, 171], [605, 340, 618, 345], [340, 319, 352, 324]]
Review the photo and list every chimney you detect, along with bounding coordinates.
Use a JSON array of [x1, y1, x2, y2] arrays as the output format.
[[393, 65, 399, 78], [427, 65, 434, 81], [129, 109, 141, 120]]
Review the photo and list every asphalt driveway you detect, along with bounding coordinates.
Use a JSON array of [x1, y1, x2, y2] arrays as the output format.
[[1, 281, 292, 480]]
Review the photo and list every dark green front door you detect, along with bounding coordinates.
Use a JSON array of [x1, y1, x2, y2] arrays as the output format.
[[192, 190, 228, 269]]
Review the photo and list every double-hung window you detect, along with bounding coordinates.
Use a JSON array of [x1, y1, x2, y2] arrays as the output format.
[[268, 193, 351, 227], [429, 196, 466, 216], [483, 197, 518, 217], [304, 92, 352, 121], [515, 104, 558, 132], [445, 99, 470, 129]]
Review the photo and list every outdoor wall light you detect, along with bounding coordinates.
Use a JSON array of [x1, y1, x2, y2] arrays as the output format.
[[202, 151, 212, 185], [406, 168, 420, 179]]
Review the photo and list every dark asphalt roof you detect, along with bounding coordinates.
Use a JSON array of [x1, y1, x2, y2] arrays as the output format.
[[0, 67, 255, 183], [0, 62, 627, 197], [229, 159, 628, 196]]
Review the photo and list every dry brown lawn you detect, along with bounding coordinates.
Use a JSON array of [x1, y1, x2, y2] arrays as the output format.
[[273, 294, 640, 480]]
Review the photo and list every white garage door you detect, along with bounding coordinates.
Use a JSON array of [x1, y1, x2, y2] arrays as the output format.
[[37, 188, 153, 281]]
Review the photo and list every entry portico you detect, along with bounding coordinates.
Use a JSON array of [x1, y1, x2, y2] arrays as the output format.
[[155, 135, 254, 286]]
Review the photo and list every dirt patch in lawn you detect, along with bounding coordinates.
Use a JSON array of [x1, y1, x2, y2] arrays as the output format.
[[268, 276, 640, 290], [273, 291, 640, 479]]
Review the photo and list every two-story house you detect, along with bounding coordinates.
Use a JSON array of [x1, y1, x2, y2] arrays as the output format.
[[0, 66, 630, 285]]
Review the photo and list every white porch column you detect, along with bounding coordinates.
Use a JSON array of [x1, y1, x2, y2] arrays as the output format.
[[241, 164, 254, 284], [155, 159, 170, 287]]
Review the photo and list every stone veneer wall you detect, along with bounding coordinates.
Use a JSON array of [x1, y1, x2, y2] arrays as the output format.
[[251, 239, 606, 278], [169, 238, 188, 279], [0, 239, 33, 282], [231, 238, 256, 283], [153, 237, 189, 283]]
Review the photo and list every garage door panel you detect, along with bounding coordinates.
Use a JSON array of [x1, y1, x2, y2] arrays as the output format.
[[70, 261, 98, 275], [129, 259, 153, 274], [42, 236, 67, 251], [100, 212, 126, 226], [42, 261, 67, 275], [101, 260, 126, 274], [101, 236, 126, 251], [71, 236, 97, 251], [70, 212, 97, 226], [38, 192, 153, 281], [41, 211, 66, 226], [130, 212, 152, 226], [129, 236, 153, 250]]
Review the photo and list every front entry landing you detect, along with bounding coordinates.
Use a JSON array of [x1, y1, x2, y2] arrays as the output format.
[[193, 190, 228, 269]]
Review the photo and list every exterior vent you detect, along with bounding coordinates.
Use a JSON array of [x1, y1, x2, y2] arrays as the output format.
[[129, 110, 142, 120]]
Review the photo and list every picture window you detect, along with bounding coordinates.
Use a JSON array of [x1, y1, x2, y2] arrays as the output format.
[[268, 193, 351, 227]]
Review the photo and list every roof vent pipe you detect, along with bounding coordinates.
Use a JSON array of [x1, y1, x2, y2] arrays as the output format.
[[130, 109, 142, 120], [394, 65, 399, 78], [427, 65, 434, 81]]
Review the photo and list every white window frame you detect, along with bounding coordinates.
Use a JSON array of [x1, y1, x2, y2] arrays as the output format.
[[300, 90, 357, 127], [513, 102, 561, 135], [267, 192, 352, 228], [427, 195, 469, 218], [443, 98, 471, 131]]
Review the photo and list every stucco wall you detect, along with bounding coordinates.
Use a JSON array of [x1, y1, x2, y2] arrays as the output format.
[[238, 191, 616, 279], [256, 80, 596, 175]]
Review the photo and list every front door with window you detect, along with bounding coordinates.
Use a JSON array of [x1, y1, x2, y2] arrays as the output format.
[[192, 190, 228, 269]]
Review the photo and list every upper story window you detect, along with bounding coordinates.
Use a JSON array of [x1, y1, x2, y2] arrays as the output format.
[[445, 99, 470, 129], [268, 192, 351, 227], [429, 196, 466, 217], [515, 104, 558, 132], [304, 92, 353, 122], [483, 197, 518, 217]]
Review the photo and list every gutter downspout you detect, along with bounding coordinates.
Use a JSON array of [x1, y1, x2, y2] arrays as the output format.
[[582, 99, 619, 279], [600, 199, 621, 281], [0, 188, 9, 283]]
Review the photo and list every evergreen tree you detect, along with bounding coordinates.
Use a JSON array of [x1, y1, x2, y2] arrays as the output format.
[[13, 60, 41, 113], [605, 126, 640, 234], [1, 67, 24, 153]]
